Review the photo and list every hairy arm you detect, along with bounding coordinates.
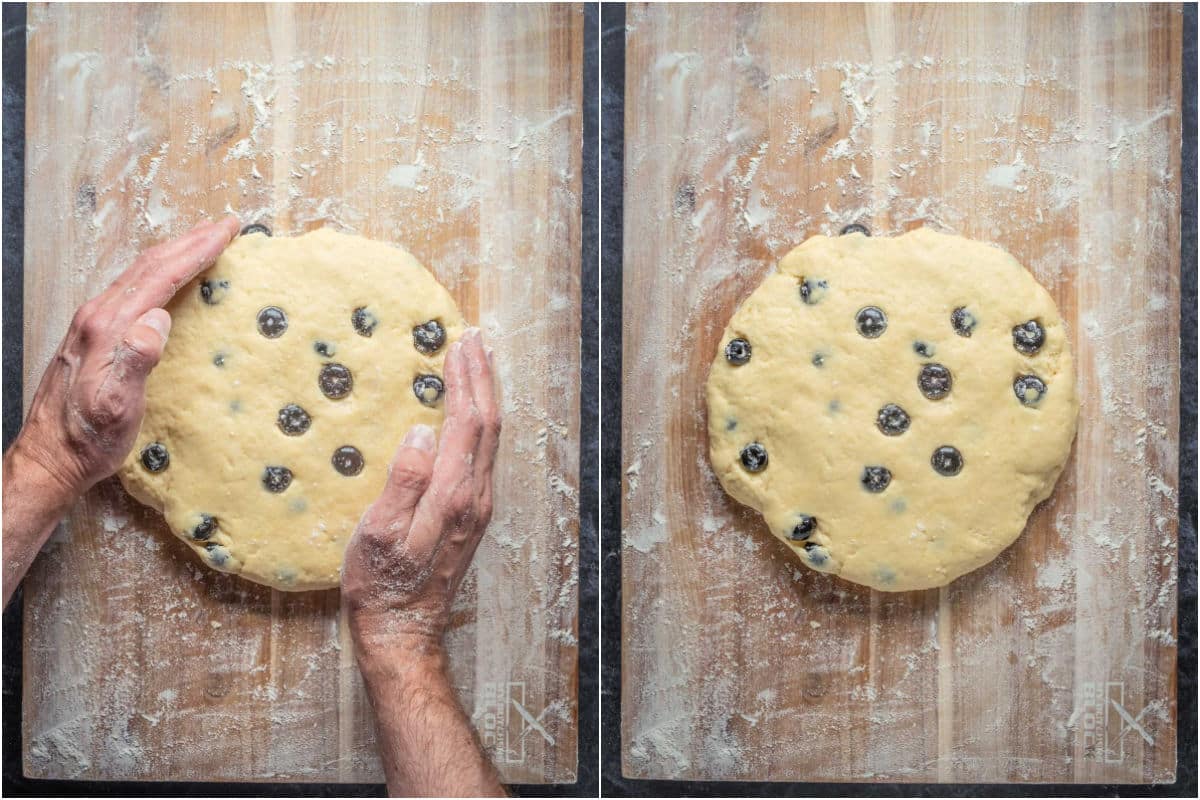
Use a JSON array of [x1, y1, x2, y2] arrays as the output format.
[[358, 642, 503, 796], [343, 329, 505, 798]]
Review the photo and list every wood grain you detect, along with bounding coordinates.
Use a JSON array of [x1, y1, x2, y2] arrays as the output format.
[[621, 3, 1180, 783], [22, 2, 582, 784]]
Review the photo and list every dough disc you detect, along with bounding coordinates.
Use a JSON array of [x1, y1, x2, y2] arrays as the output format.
[[119, 228, 465, 591], [706, 228, 1078, 591]]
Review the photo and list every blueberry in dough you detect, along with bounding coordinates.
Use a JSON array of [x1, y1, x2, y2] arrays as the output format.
[[918, 363, 953, 400], [951, 306, 976, 337], [140, 442, 169, 473], [855, 306, 888, 338], [257, 306, 288, 338], [861, 466, 892, 493], [413, 320, 447, 354], [1012, 319, 1045, 355], [318, 363, 353, 399], [789, 515, 816, 541], [413, 374, 445, 407], [352, 307, 379, 337], [799, 278, 829, 305], [1013, 374, 1047, 406], [840, 223, 871, 236], [262, 465, 293, 493], [931, 446, 964, 476], [240, 223, 272, 237], [191, 514, 218, 541], [803, 542, 829, 566], [913, 340, 935, 358], [331, 446, 365, 476], [725, 338, 751, 365], [739, 442, 768, 472], [212, 351, 228, 368], [204, 542, 229, 566], [200, 278, 231, 305], [313, 340, 336, 357], [277, 404, 312, 436], [811, 352, 826, 367], [876, 404, 911, 436]]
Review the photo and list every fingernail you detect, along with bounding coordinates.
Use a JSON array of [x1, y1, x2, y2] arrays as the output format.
[[402, 423, 436, 452], [139, 308, 172, 342]]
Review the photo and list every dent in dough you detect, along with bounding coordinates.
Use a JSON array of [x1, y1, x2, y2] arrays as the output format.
[[118, 228, 466, 591], [706, 228, 1078, 592]]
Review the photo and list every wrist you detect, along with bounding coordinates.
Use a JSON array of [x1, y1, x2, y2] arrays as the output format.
[[4, 435, 82, 507], [355, 635, 448, 686]]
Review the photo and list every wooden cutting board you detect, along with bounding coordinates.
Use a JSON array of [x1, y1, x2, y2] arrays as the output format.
[[22, 3, 581, 784], [622, 2, 1180, 784]]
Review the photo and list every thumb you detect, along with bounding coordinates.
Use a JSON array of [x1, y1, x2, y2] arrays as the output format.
[[112, 308, 172, 386], [374, 424, 438, 524]]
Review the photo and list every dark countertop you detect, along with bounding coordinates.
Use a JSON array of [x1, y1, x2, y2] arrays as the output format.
[[1, 3, 598, 797], [599, 2, 1195, 797]]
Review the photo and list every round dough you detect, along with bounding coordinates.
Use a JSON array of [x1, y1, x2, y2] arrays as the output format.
[[706, 228, 1078, 592], [119, 228, 465, 591]]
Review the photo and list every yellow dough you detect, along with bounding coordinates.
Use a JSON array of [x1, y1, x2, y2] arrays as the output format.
[[119, 228, 465, 591], [706, 228, 1077, 591]]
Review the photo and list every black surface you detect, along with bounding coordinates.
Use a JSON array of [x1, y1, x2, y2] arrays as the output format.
[[599, 2, 1197, 796], [1, 2, 599, 796]]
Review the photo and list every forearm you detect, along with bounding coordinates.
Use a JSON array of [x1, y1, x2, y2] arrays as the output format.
[[357, 641, 505, 798], [2, 438, 80, 607]]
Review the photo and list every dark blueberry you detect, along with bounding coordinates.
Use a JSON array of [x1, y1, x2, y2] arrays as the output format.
[[240, 223, 272, 237], [277, 404, 311, 436], [855, 306, 888, 338], [313, 340, 336, 357], [876, 403, 911, 436], [256, 306, 288, 338], [811, 352, 825, 367], [725, 418, 737, 431], [725, 338, 751, 365], [913, 340, 935, 358], [413, 320, 447, 354], [739, 442, 768, 472], [951, 306, 976, 337], [204, 542, 229, 566], [413, 374, 445, 407], [1013, 374, 1047, 406], [789, 515, 816, 542], [262, 465, 293, 493], [200, 278, 231, 305], [861, 465, 892, 493], [1012, 319, 1045, 355], [331, 446, 365, 476], [918, 363, 953, 400], [352, 307, 379, 337], [140, 442, 169, 472], [799, 277, 829, 305], [318, 363, 353, 399], [191, 514, 217, 541], [840, 223, 871, 236], [212, 351, 227, 368], [931, 446, 963, 476]]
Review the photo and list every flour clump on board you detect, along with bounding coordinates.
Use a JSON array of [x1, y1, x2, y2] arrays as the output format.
[[706, 228, 1078, 591], [118, 227, 466, 591]]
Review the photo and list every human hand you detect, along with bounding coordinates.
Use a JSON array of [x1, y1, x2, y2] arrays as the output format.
[[13, 217, 241, 498], [342, 328, 501, 657]]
